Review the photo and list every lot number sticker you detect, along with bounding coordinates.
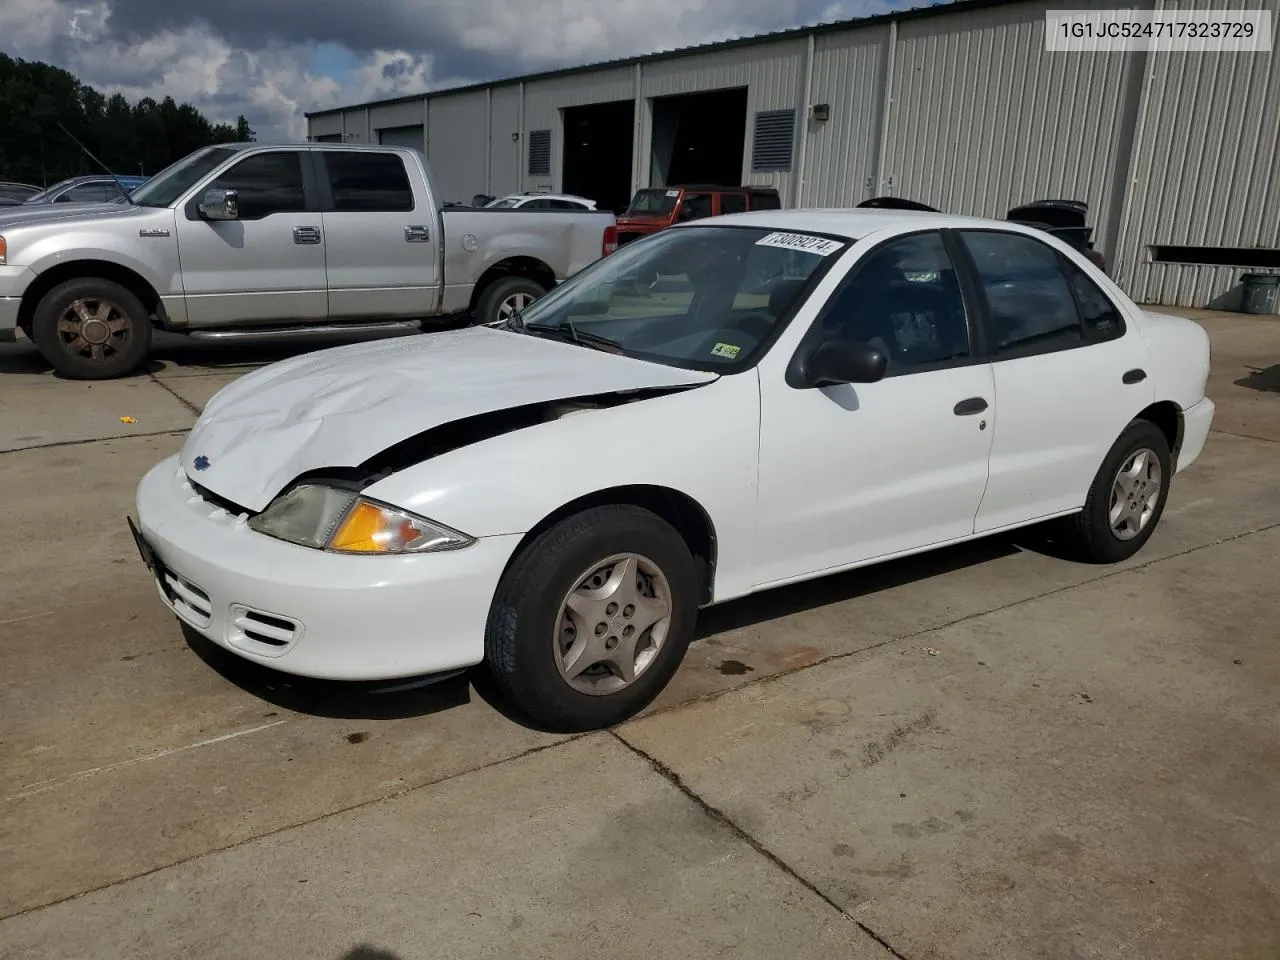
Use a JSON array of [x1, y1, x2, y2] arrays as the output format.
[[710, 342, 742, 359], [755, 232, 844, 256]]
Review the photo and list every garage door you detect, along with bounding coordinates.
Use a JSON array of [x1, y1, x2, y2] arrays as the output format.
[[377, 125, 425, 150]]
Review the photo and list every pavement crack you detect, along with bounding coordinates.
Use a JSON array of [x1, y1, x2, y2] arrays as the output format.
[[610, 731, 912, 960], [0, 428, 189, 455], [0, 733, 588, 923], [148, 373, 203, 416], [1210, 428, 1279, 445]]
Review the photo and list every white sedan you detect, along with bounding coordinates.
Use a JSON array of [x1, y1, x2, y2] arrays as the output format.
[[132, 209, 1214, 732]]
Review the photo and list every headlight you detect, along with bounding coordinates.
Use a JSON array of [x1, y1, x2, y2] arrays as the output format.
[[247, 483, 474, 554]]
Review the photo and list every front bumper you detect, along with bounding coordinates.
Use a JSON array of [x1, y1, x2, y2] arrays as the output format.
[[134, 455, 523, 680], [1176, 397, 1215, 473]]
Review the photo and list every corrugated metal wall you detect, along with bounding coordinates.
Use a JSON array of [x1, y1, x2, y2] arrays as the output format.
[[310, 0, 1279, 307], [489, 86, 522, 196], [426, 90, 490, 202], [804, 26, 890, 207], [1113, 0, 1280, 307], [881, 0, 1145, 249]]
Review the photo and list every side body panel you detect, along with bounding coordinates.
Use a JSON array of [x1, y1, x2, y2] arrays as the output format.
[[363, 373, 762, 602]]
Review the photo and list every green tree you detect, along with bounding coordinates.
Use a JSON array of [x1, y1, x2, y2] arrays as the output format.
[[0, 52, 262, 185]]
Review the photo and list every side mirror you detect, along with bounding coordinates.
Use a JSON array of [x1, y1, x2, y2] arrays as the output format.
[[199, 188, 238, 220], [802, 338, 887, 387]]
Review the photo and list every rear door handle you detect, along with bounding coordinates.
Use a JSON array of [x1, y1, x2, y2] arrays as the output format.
[[404, 225, 430, 242], [1123, 368, 1147, 384], [293, 225, 322, 244], [954, 397, 989, 416]]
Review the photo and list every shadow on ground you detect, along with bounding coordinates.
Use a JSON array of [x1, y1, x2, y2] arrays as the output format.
[[338, 948, 403, 960], [186, 530, 1086, 729], [182, 625, 472, 720], [1236, 364, 1280, 393]]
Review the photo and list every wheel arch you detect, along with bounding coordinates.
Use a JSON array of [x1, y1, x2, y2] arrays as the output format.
[[469, 256, 557, 313], [1134, 400, 1184, 463], [500, 484, 719, 606], [18, 259, 166, 336]]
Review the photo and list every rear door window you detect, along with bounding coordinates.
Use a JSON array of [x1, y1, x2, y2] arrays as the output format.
[[323, 151, 414, 212], [960, 230, 1082, 356], [720, 193, 747, 215]]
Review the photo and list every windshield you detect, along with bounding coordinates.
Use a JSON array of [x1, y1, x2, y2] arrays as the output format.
[[129, 146, 238, 207], [627, 189, 679, 215], [514, 225, 850, 372], [485, 197, 521, 208]]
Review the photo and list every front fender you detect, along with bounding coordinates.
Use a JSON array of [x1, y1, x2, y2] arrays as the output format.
[[362, 373, 762, 601], [24, 217, 180, 298]]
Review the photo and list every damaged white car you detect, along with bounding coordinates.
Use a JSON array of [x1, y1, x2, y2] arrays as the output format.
[[132, 210, 1215, 731]]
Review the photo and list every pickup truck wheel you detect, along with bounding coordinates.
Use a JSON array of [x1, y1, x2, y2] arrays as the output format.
[[476, 276, 547, 327], [31, 278, 152, 379], [484, 505, 698, 733]]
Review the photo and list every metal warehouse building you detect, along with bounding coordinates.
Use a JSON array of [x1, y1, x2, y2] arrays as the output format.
[[306, 0, 1280, 309]]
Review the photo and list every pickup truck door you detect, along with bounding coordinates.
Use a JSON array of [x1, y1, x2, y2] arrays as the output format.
[[174, 149, 327, 325], [316, 149, 440, 319]]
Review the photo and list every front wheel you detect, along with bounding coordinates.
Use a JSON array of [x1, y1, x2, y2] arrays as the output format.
[[31, 278, 152, 379], [485, 505, 698, 732], [1055, 419, 1172, 563]]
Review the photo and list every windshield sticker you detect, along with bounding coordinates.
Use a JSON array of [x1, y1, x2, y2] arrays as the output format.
[[665, 189, 680, 197], [710, 342, 741, 360], [754, 232, 844, 256]]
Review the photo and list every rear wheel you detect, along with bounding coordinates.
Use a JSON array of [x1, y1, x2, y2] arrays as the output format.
[[475, 276, 547, 327], [31, 278, 151, 379], [1055, 420, 1171, 563], [485, 505, 698, 732]]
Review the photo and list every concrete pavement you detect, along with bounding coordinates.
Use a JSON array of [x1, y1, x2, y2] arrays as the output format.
[[1, 310, 1277, 959]]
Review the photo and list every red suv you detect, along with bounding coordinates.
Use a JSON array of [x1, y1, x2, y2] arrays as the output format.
[[616, 185, 781, 246]]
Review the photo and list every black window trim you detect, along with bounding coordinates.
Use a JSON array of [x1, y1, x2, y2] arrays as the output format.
[[785, 227, 991, 388], [950, 226, 1127, 363], [311, 148, 417, 213], [182, 147, 320, 222]]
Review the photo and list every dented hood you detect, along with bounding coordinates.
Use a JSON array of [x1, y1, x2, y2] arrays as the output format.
[[181, 326, 717, 512]]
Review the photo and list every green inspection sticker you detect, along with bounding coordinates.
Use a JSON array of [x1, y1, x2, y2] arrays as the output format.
[[710, 342, 741, 359]]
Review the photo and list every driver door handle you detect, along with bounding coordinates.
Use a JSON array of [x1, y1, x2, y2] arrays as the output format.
[[954, 397, 988, 416]]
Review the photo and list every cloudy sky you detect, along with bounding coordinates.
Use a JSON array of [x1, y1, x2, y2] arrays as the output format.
[[2, 0, 930, 139]]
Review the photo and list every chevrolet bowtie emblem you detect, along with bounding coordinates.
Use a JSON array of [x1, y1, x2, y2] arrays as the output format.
[[193, 455, 210, 471]]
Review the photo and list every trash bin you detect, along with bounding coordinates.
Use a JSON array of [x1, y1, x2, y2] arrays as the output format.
[[1240, 272, 1279, 315]]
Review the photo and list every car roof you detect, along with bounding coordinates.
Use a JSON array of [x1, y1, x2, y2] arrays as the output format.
[[687, 208, 1029, 239]]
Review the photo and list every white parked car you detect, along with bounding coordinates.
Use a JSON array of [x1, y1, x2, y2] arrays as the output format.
[[484, 191, 598, 210], [132, 209, 1215, 731]]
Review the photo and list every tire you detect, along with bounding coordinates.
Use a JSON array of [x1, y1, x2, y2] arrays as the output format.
[[474, 276, 547, 327], [31, 277, 152, 379], [485, 504, 699, 732], [1055, 419, 1172, 564]]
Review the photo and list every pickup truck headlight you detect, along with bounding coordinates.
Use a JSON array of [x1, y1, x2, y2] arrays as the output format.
[[247, 482, 474, 554]]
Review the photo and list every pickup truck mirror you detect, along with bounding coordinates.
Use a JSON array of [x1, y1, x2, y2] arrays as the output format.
[[199, 188, 239, 221]]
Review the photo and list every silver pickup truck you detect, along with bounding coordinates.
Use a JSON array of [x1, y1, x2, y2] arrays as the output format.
[[0, 143, 617, 378]]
